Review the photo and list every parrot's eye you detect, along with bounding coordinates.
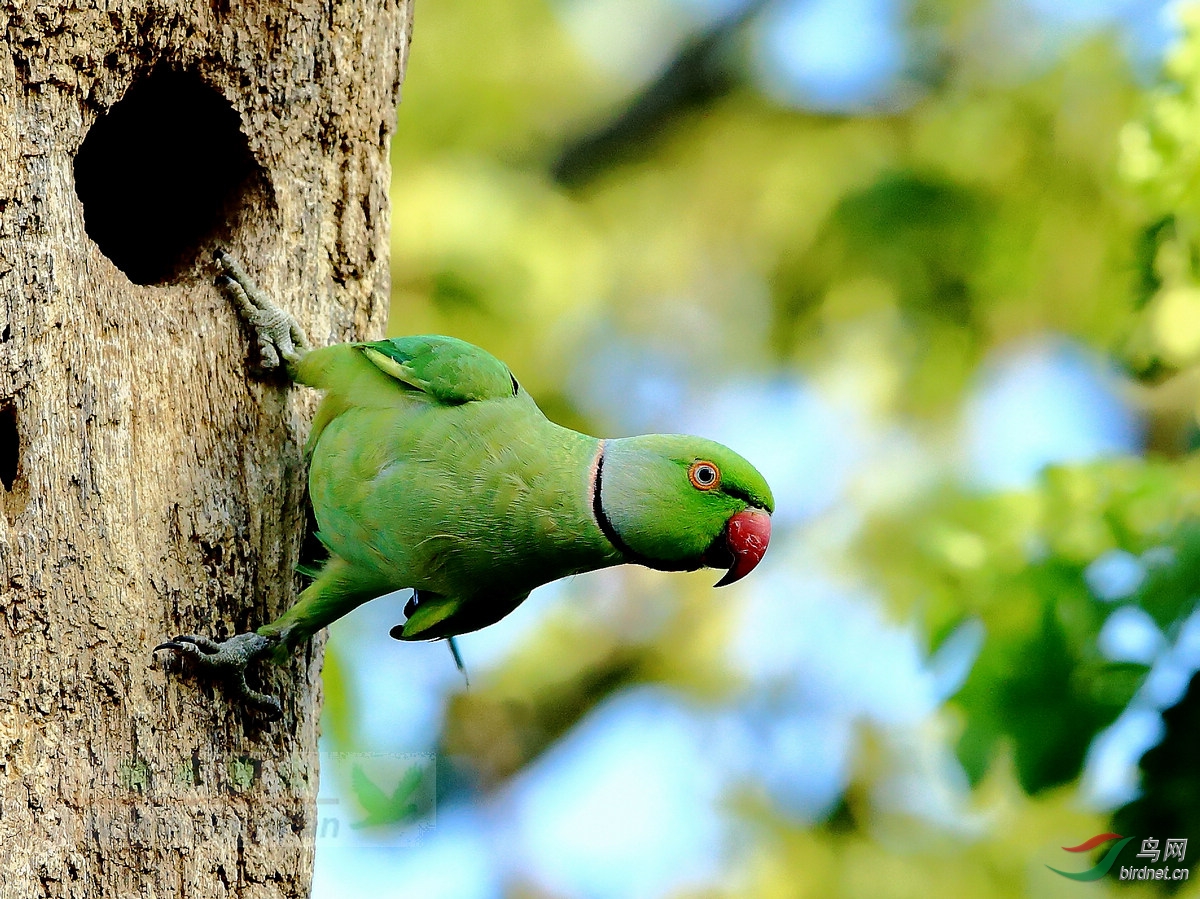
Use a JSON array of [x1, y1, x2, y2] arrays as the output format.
[[688, 461, 720, 490]]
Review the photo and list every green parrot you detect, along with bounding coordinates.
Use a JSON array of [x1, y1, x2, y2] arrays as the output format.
[[155, 251, 774, 715]]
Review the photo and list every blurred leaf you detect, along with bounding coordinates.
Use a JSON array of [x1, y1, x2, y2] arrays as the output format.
[[440, 633, 651, 788], [319, 642, 353, 749], [955, 587, 1135, 793], [1135, 522, 1200, 629], [783, 171, 991, 330], [1114, 670, 1200, 887], [552, 0, 767, 186]]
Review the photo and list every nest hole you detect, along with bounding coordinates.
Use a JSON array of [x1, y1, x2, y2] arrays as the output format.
[[73, 69, 264, 285]]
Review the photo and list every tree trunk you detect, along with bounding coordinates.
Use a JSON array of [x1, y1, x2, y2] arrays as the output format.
[[0, 1, 412, 895]]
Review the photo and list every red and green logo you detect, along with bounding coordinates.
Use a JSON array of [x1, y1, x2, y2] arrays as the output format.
[[1048, 833, 1134, 881], [1049, 833, 1190, 882]]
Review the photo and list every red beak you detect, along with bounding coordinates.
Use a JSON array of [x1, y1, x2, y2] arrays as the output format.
[[713, 508, 771, 587]]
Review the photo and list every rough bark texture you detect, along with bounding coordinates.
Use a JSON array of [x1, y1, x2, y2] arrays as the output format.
[[0, 1, 412, 896]]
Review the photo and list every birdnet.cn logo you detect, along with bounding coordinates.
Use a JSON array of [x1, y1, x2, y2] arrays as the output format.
[[1048, 833, 1190, 882]]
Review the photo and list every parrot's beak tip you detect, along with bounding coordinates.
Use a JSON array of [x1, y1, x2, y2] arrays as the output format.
[[712, 507, 771, 587]]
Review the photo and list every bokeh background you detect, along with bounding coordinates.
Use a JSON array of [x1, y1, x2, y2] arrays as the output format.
[[311, 0, 1200, 895]]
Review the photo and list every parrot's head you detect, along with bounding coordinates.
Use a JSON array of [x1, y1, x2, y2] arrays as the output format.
[[598, 435, 774, 586]]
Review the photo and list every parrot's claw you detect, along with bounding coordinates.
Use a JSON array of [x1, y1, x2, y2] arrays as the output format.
[[215, 249, 310, 370], [154, 631, 283, 718]]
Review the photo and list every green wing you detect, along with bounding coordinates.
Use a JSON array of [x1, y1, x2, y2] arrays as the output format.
[[292, 336, 523, 456], [356, 336, 519, 405]]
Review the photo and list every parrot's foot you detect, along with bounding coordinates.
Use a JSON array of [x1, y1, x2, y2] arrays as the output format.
[[154, 631, 284, 717], [215, 249, 309, 370]]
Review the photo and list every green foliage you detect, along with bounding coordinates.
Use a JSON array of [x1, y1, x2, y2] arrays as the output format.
[[780, 170, 990, 332], [1122, 9, 1200, 387], [1121, 4, 1200, 219], [319, 643, 353, 748], [1115, 672, 1200, 885], [1135, 522, 1200, 628], [862, 458, 1200, 794], [956, 589, 1137, 793]]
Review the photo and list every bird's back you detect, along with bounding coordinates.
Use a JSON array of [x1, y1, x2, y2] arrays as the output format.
[[297, 342, 618, 605]]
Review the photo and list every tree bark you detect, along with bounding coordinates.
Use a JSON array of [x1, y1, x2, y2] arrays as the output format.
[[0, 1, 412, 895]]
